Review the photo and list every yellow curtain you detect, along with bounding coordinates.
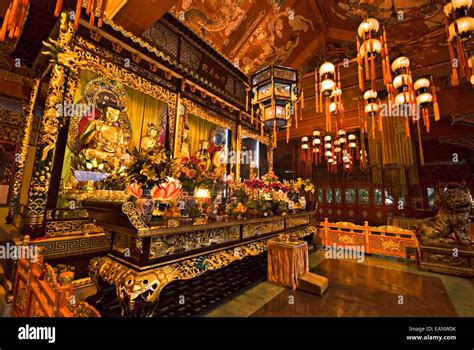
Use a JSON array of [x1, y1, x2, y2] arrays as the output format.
[[188, 113, 218, 156]]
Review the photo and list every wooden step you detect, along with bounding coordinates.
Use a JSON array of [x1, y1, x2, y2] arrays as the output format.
[[297, 272, 328, 296]]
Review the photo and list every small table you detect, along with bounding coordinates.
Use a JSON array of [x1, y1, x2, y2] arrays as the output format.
[[267, 240, 309, 290]]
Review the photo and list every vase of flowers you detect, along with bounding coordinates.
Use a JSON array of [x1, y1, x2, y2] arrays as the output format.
[[126, 147, 171, 225], [129, 183, 155, 225]]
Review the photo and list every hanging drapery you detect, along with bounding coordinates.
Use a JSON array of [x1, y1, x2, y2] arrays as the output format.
[[187, 113, 218, 156]]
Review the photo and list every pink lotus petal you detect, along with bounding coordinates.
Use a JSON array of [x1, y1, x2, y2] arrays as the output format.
[[166, 182, 176, 196], [153, 187, 167, 200], [166, 188, 181, 201], [149, 185, 159, 199], [129, 183, 143, 198]]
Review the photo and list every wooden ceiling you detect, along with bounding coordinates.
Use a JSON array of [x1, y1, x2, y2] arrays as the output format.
[[1, 0, 472, 136], [165, 0, 473, 136], [167, 0, 451, 75]]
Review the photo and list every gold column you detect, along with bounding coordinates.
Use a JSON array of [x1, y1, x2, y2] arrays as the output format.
[[23, 13, 75, 236], [235, 124, 242, 180], [173, 90, 184, 158], [7, 77, 42, 222]]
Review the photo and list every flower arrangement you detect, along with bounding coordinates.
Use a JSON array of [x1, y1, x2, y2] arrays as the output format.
[[125, 147, 170, 190], [177, 155, 226, 199], [178, 155, 213, 190], [284, 178, 315, 200]]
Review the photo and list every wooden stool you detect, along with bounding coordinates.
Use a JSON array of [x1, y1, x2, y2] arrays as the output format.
[[297, 272, 328, 296]]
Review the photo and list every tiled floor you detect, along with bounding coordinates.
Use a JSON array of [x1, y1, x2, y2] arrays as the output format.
[[204, 251, 474, 317]]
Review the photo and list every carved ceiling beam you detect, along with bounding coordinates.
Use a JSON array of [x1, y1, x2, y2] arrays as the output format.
[[328, 27, 357, 43], [284, 31, 325, 69], [308, 0, 329, 34]]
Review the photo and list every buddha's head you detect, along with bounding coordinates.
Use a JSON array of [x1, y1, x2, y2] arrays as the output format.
[[104, 106, 120, 124], [148, 124, 158, 137]]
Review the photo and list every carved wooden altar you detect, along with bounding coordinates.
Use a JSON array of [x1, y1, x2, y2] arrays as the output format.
[[83, 200, 316, 316]]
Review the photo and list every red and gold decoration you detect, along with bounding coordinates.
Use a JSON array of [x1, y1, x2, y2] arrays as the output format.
[[302, 130, 360, 174], [314, 61, 339, 133], [0, 0, 29, 42], [0, 0, 109, 43], [414, 76, 441, 133], [363, 89, 381, 138], [443, 0, 473, 86], [391, 55, 416, 137], [356, 18, 392, 94]]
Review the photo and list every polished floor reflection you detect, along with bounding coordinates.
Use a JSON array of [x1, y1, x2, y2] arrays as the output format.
[[206, 251, 474, 317], [251, 259, 458, 317]]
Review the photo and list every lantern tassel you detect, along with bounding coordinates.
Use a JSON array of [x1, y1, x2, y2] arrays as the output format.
[[431, 76, 440, 122], [417, 120, 424, 166], [54, 0, 64, 17], [98, 0, 107, 28], [89, 0, 96, 28], [74, 0, 83, 31]]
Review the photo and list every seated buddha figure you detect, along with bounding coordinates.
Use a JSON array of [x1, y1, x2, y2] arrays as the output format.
[[140, 123, 159, 153], [78, 106, 131, 174]]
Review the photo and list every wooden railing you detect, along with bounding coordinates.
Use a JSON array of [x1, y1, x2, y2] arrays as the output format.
[[12, 255, 100, 317], [320, 218, 418, 260]]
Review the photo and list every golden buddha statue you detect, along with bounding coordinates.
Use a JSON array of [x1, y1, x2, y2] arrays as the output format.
[[78, 106, 131, 174], [196, 140, 211, 171], [140, 123, 159, 153]]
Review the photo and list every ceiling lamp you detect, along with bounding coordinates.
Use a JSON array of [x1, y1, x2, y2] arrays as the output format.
[[315, 130, 362, 174], [357, 18, 392, 93], [391, 56, 411, 74], [251, 65, 299, 147], [390, 55, 418, 137], [301, 136, 309, 150], [362, 89, 381, 136], [413, 76, 440, 133], [315, 61, 345, 134], [393, 74, 413, 91], [443, 0, 473, 86]]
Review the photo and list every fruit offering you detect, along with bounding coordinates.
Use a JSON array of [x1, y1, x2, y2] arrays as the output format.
[[235, 203, 246, 214], [164, 204, 181, 219]]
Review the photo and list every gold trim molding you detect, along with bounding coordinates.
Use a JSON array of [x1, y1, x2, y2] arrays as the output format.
[[182, 98, 235, 131]]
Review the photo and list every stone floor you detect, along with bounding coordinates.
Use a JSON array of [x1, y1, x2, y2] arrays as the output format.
[[204, 251, 474, 317]]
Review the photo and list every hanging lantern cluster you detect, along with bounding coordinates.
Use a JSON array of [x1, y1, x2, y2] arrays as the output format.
[[302, 130, 359, 174], [390, 56, 417, 136], [356, 18, 392, 93], [315, 61, 340, 132], [0, 0, 108, 43], [312, 130, 322, 163], [250, 65, 300, 147], [443, 0, 473, 86]]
